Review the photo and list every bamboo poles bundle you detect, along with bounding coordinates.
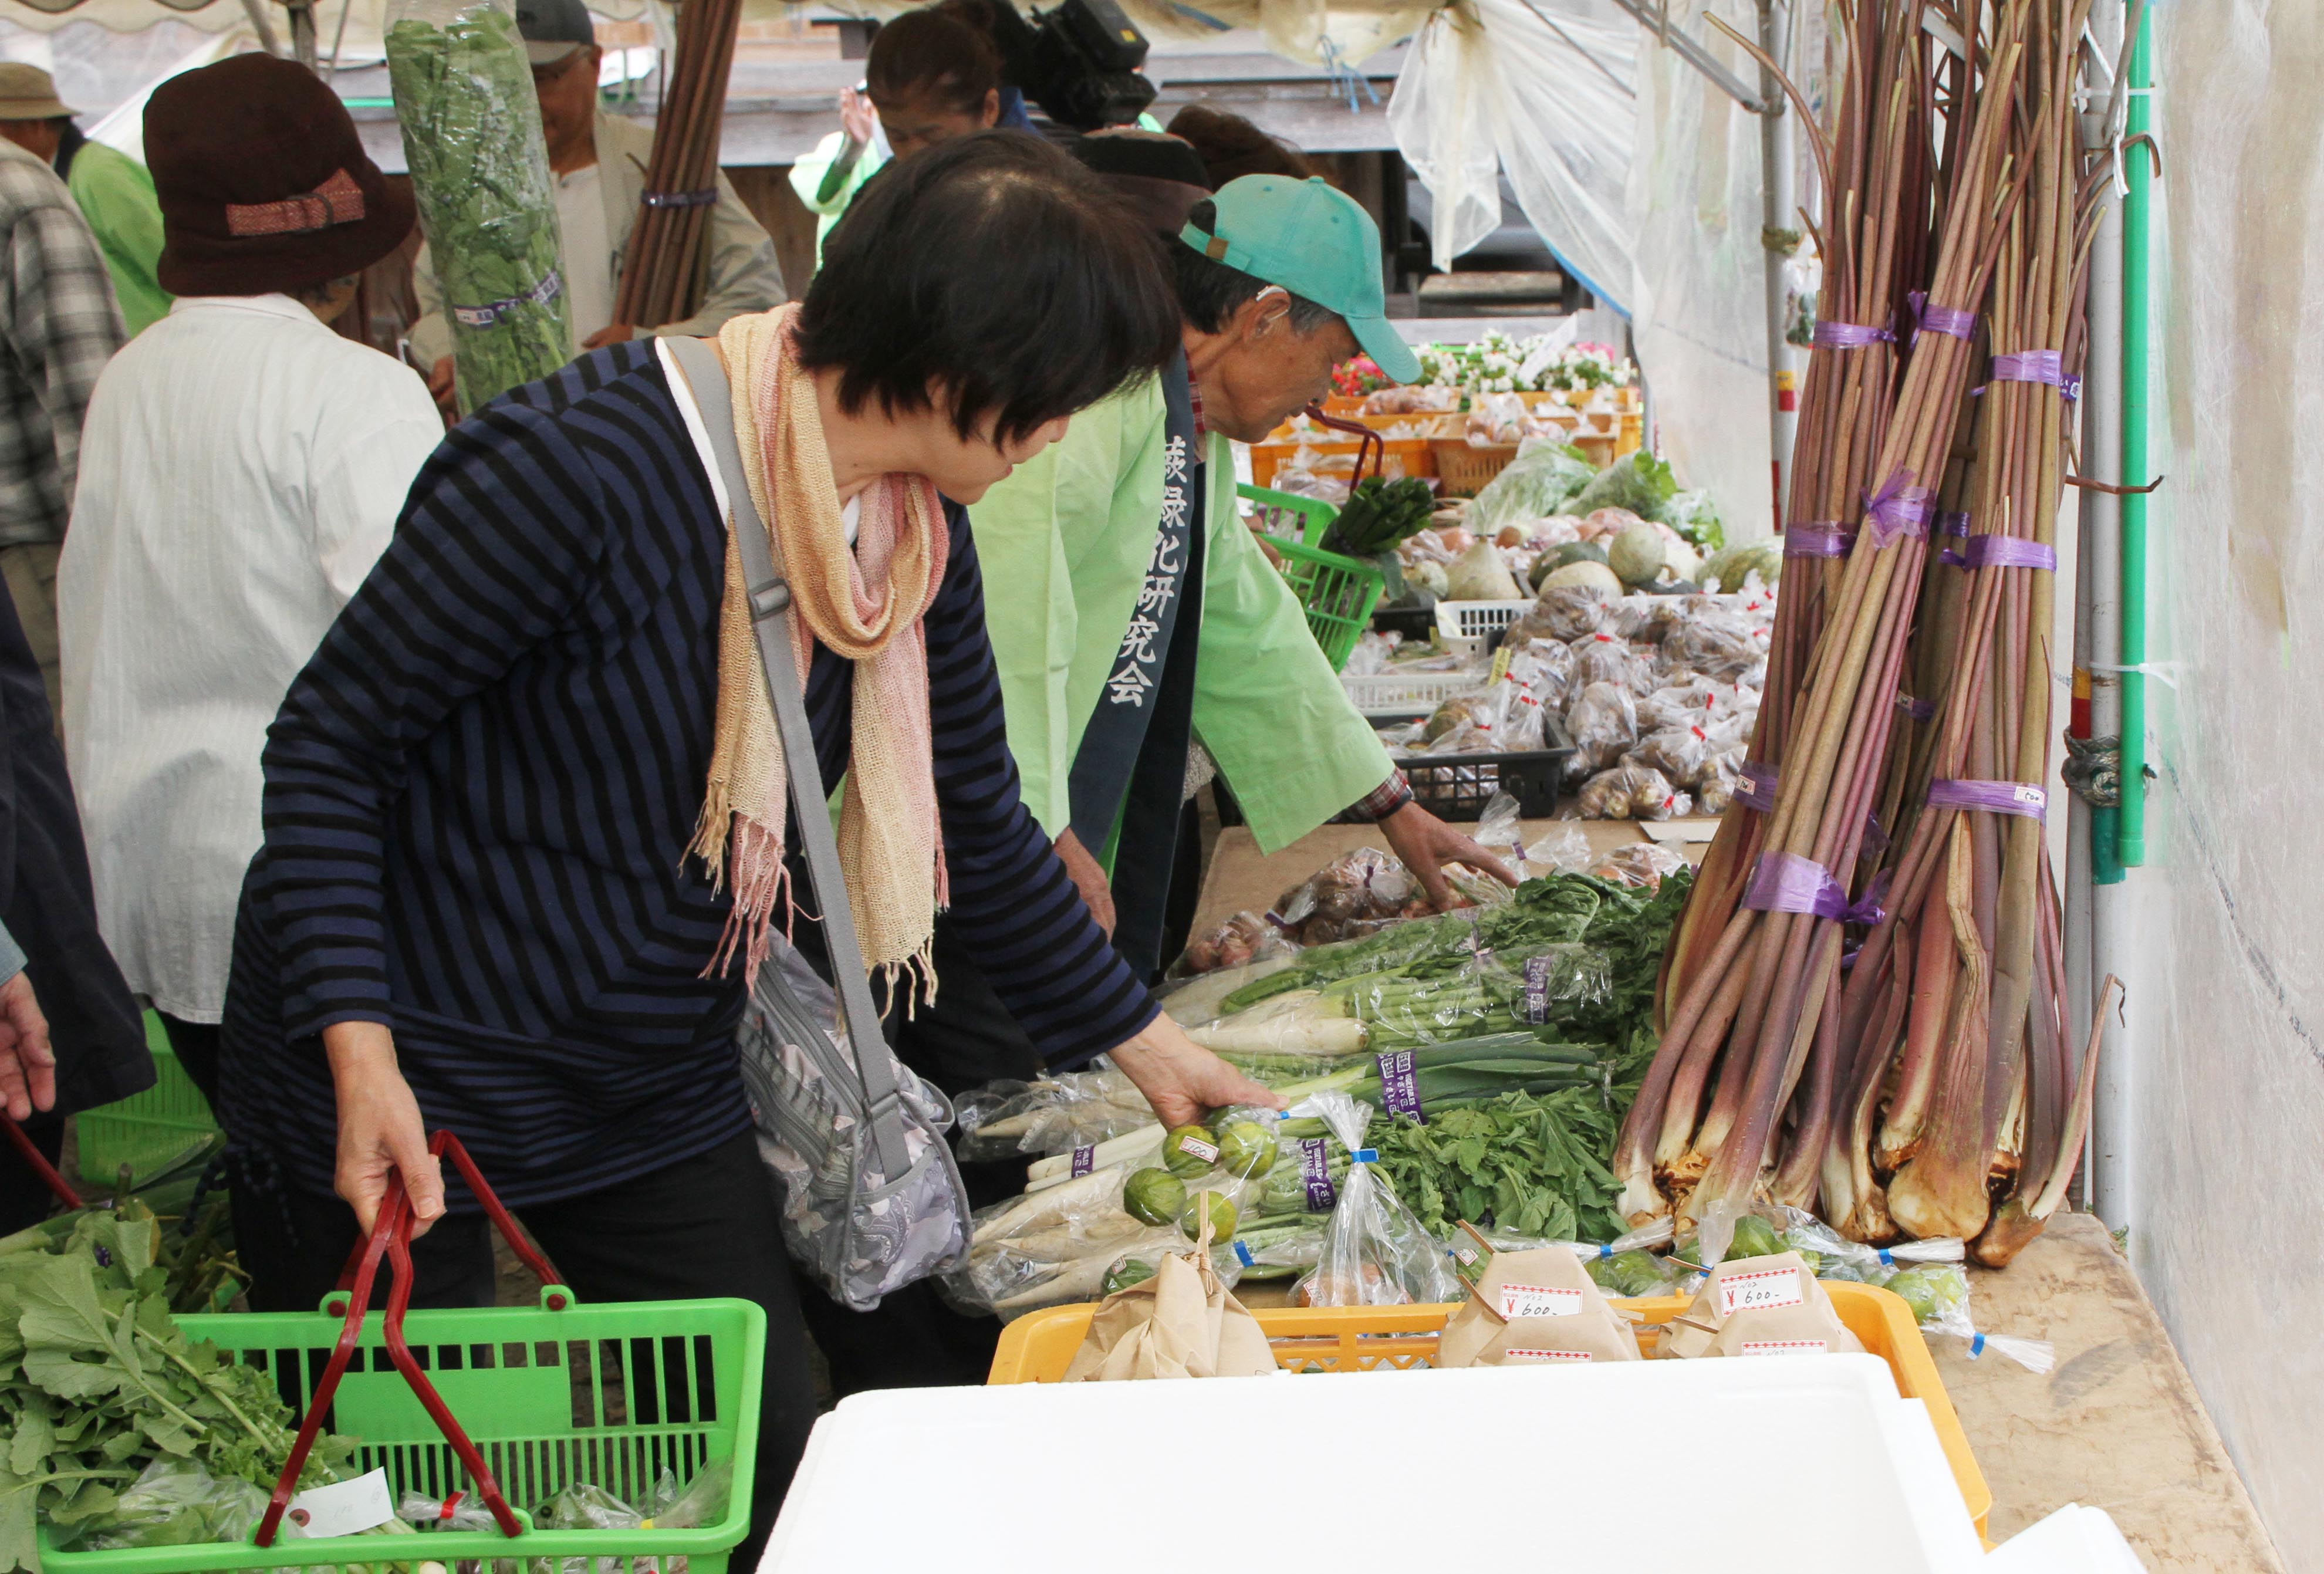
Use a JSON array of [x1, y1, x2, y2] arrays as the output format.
[[611, 0, 742, 330], [1619, 0, 2109, 1266]]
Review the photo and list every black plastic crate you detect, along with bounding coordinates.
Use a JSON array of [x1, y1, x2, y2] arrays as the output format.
[[1372, 604, 1437, 640], [1392, 715, 1575, 819]]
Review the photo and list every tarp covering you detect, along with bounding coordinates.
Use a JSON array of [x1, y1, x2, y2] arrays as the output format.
[[2128, 1, 2324, 1557]]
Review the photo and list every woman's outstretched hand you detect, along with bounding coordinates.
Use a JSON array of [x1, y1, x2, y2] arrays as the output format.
[[1109, 1014, 1282, 1129]]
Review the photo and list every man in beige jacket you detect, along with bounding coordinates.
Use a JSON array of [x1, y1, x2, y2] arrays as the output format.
[[410, 0, 784, 411]]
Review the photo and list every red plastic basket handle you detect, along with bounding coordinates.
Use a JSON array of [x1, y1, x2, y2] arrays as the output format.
[[260, 1130, 553, 1546], [2, 1114, 80, 1212], [1302, 402, 1386, 486]]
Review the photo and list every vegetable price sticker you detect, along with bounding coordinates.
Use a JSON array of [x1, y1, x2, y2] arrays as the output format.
[[1719, 1268, 1808, 1316], [1498, 1283, 1585, 1319], [1739, 1340, 1830, 1357]]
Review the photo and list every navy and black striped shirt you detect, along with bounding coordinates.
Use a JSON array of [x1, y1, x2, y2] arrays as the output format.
[[216, 343, 1157, 1207]]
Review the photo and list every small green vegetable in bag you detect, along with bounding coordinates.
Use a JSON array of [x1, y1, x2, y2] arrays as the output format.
[[1721, 1214, 1783, 1262], [1178, 1191, 1239, 1242], [1123, 1168, 1187, 1227], [1161, 1125, 1224, 1178], [1210, 1119, 1278, 1180]]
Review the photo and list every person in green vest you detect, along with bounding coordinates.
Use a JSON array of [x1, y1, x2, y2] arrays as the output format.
[[0, 65, 170, 336]]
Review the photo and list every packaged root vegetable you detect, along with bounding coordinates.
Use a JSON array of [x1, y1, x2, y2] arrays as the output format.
[[1175, 909, 1299, 977], [1271, 847, 1431, 944], [954, 1067, 1154, 1161], [1576, 765, 1690, 820], [1563, 681, 1639, 777], [1292, 1090, 1460, 1307], [1663, 607, 1769, 683], [1569, 630, 1655, 697], [1662, 1251, 1865, 1360], [1437, 1240, 1641, 1366], [1533, 582, 1614, 642], [1585, 842, 1687, 891]]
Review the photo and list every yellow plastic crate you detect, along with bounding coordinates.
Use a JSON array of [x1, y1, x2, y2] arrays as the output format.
[[989, 1281, 1989, 1540]]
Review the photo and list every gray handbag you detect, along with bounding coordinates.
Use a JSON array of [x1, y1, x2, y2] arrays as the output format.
[[667, 336, 972, 1311]]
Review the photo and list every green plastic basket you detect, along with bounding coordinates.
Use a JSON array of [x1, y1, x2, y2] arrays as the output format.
[[75, 1016, 220, 1186], [1241, 485, 1382, 672], [40, 1137, 765, 1574]]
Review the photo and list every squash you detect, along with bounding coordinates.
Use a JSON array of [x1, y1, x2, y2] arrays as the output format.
[[1700, 539, 1784, 592], [1446, 539, 1522, 601], [1540, 560, 1624, 599], [1609, 521, 1667, 587], [1533, 539, 1607, 590]]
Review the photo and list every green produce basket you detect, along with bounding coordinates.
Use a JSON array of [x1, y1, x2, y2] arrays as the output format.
[[1239, 482, 1336, 547], [1243, 485, 1383, 672], [40, 1134, 765, 1574], [75, 1014, 218, 1185]]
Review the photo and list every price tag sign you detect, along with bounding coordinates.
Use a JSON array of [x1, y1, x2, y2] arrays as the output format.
[[285, 1469, 396, 1539], [1498, 1283, 1584, 1320], [1718, 1266, 1806, 1317], [1177, 1135, 1219, 1165], [1739, 1339, 1829, 1357], [1502, 1347, 1592, 1362]]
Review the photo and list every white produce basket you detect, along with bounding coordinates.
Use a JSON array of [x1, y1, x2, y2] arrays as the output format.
[[1341, 668, 1478, 717], [1433, 598, 1532, 660]]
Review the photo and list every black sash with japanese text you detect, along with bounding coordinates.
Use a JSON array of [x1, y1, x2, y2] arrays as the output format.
[[1066, 351, 1200, 857]]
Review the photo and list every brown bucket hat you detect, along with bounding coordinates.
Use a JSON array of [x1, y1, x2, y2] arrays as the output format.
[[147, 53, 414, 296]]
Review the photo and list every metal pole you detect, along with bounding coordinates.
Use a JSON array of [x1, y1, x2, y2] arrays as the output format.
[[1756, 0, 1799, 528], [2078, 0, 2126, 1214]]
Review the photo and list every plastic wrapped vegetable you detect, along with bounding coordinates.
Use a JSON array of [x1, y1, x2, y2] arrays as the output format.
[[72, 1461, 271, 1553], [954, 1068, 1155, 1161], [1663, 609, 1768, 683], [1569, 448, 1678, 519], [1563, 680, 1639, 777], [1658, 487, 1725, 550], [1570, 630, 1656, 697], [1621, 724, 1724, 789], [1468, 438, 1597, 536], [387, 0, 570, 414], [1585, 842, 1688, 891], [1292, 1090, 1460, 1306], [1575, 765, 1690, 820], [1175, 909, 1298, 976], [1532, 582, 1614, 643]]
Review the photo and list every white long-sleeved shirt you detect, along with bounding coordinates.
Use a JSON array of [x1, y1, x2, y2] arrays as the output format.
[[58, 292, 442, 1022]]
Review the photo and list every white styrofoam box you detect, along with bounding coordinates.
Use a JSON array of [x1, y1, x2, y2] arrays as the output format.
[[1342, 667, 1477, 717], [1984, 1505, 2150, 1572], [1434, 597, 1532, 659], [762, 1355, 1986, 1574]]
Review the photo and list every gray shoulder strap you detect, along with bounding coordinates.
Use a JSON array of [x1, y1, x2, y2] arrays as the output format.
[[664, 335, 910, 1178]]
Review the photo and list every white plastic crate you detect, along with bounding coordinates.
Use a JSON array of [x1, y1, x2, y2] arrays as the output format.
[[1434, 597, 1532, 659], [1341, 667, 1477, 717]]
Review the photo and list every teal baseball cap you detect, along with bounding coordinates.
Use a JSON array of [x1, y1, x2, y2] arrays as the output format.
[[1178, 174, 1421, 384]]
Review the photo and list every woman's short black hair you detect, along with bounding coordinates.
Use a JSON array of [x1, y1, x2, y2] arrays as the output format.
[[797, 131, 1181, 447], [865, 6, 1001, 116]]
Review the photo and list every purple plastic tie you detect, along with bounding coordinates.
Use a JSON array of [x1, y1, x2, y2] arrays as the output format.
[[1783, 522, 1855, 559], [1927, 778, 2049, 823], [1863, 471, 1933, 547], [1862, 813, 1891, 858], [1961, 535, 2058, 572], [1989, 348, 2080, 401], [1743, 853, 1887, 924], [1814, 319, 1896, 349], [1911, 292, 1978, 340], [1940, 511, 1972, 537], [1896, 693, 1938, 722], [1736, 760, 1779, 814]]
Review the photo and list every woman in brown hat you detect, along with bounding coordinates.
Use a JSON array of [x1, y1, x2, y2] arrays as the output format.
[[60, 55, 441, 1120]]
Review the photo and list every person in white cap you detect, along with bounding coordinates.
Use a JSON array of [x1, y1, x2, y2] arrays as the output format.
[[407, 0, 785, 413], [0, 64, 169, 336]]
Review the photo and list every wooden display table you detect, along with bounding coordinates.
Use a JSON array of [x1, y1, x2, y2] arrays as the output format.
[[1193, 826, 2285, 1573]]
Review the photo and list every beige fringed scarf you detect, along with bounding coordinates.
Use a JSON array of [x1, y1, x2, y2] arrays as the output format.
[[690, 305, 950, 998]]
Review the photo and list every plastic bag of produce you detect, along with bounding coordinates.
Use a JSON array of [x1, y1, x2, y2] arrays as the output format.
[[1438, 1241, 1641, 1366], [1469, 439, 1597, 536], [1062, 1210, 1276, 1380], [387, 0, 570, 416], [1569, 449, 1678, 519], [1662, 1250, 1865, 1359], [1585, 842, 1688, 890], [71, 1461, 270, 1553], [1575, 765, 1690, 820], [945, 1165, 1154, 1318], [1272, 846, 1431, 944], [1533, 581, 1615, 642], [1292, 1090, 1461, 1306], [1658, 487, 1725, 550], [1175, 909, 1299, 976], [1570, 630, 1657, 697], [1621, 723, 1724, 788], [1563, 681, 1639, 777], [1694, 748, 1745, 816], [954, 1068, 1156, 1161], [1663, 607, 1769, 683]]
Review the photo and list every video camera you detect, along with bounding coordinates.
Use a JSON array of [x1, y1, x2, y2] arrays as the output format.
[[980, 0, 1157, 131]]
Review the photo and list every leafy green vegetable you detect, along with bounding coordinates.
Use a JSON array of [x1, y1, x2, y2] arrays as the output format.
[[388, 0, 570, 414], [1657, 488, 1726, 552], [1721, 1214, 1784, 1262], [1370, 1078, 1636, 1244], [1569, 449, 1679, 518], [1322, 476, 1438, 557], [0, 1206, 352, 1572], [1468, 441, 1597, 535]]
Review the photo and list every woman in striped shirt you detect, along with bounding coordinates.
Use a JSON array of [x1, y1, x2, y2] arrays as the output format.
[[215, 134, 1275, 1552]]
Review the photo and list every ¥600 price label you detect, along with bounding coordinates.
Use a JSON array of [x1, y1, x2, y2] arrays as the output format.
[[1718, 1267, 1806, 1317]]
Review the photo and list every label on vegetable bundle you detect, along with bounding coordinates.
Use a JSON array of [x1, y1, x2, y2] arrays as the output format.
[[1502, 1347, 1592, 1362], [1718, 1267, 1808, 1317], [1521, 955, 1552, 1024], [286, 1468, 396, 1538], [1498, 1283, 1584, 1320], [1300, 1137, 1339, 1211], [1738, 1339, 1829, 1357], [1376, 1049, 1425, 1122], [1070, 1144, 1096, 1177], [1178, 1135, 1220, 1164]]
